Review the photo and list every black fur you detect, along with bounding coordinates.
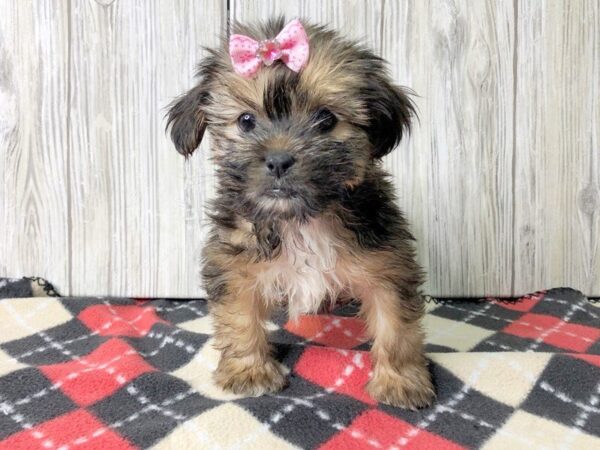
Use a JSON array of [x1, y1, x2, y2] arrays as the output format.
[[264, 71, 298, 121], [340, 173, 415, 248], [166, 18, 434, 410], [166, 85, 208, 157], [363, 80, 416, 158], [165, 50, 224, 156], [167, 17, 420, 262]]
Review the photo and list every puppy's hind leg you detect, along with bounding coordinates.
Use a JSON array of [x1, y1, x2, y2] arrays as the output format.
[[210, 274, 286, 396], [359, 285, 435, 409]]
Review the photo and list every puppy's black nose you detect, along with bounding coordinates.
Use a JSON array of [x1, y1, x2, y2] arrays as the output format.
[[265, 152, 295, 178]]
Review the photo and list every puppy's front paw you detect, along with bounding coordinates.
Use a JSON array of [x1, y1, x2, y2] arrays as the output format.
[[367, 363, 435, 410], [214, 358, 286, 396]]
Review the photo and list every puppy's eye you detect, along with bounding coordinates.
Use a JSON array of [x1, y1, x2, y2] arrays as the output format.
[[314, 107, 337, 132], [238, 113, 256, 132]]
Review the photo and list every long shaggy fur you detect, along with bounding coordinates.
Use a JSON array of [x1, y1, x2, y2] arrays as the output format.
[[167, 17, 434, 409]]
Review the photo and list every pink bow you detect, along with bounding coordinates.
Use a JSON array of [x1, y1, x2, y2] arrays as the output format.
[[229, 19, 309, 79]]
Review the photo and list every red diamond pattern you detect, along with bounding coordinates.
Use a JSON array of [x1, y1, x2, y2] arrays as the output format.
[[78, 304, 165, 337], [0, 409, 135, 450], [295, 346, 375, 405], [503, 312, 600, 352], [285, 314, 368, 349], [41, 338, 155, 406], [320, 409, 465, 449]]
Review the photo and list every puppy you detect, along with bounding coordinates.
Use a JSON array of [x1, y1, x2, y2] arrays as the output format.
[[167, 17, 434, 409]]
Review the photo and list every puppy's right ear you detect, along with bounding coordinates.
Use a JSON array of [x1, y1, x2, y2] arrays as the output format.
[[166, 85, 209, 157]]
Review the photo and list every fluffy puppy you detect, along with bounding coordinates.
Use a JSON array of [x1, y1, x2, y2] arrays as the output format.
[[167, 17, 434, 409]]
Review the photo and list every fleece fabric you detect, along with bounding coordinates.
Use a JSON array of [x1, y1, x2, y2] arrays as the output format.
[[0, 277, 598, 449]]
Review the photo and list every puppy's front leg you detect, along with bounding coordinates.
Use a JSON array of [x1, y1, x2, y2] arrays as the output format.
[[210, 275, 285, 396], [360, 286, 435, 409]]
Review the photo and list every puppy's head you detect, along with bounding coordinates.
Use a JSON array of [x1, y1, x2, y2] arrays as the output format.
[[167, 17, 414, 222]]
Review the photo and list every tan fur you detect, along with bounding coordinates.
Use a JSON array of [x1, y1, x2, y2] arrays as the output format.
[[168, 18, 432, 409], [208, 211, 434, 408], [204, 40, 371, 132], [358, 285, 434, 409], [210, 271, 286, 396]]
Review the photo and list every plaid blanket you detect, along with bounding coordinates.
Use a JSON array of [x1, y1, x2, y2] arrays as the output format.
[[0, 277, 599, 449]]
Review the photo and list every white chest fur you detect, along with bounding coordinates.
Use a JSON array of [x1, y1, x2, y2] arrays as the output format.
[[256, 219, 350, 318]]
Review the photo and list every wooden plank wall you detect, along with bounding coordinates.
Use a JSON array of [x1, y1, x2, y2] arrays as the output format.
[[67, 0, 223, 297], [513, 0, 599, 296], [0, 0, 224, 297], [0, 1, 71, 292], [1, 0, 598, 297]]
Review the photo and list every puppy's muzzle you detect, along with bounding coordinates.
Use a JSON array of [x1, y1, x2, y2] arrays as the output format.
[[265, 151, 295, 178]]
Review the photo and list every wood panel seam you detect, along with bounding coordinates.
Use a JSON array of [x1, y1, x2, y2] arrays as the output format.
[[511, 0, 518, 295], [66, 0, 73, 295]]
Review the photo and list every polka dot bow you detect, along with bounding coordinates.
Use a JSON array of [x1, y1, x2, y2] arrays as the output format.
[[229, 19, 309, 79]]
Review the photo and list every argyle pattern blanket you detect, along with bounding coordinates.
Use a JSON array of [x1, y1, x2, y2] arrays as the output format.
[[0, 277, 599, 449]]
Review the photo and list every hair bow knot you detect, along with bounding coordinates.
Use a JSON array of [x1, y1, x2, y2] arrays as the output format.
[[229, 19, 309, 79]]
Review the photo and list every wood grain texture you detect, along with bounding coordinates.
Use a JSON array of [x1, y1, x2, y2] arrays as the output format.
[[231, 0, 382, 44], [232, 0, 516, 296], [1, 1, 597, 297], [68, 0, 223, 297], [514, 0, 599, 295], [0, 1, 70, 291], [382, 0, 516, 296]]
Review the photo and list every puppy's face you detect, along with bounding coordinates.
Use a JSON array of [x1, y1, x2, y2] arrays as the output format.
[[167, 18, 414, 223]]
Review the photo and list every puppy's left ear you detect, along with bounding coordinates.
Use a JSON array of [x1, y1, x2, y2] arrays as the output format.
[[365, 78, 416, 159]]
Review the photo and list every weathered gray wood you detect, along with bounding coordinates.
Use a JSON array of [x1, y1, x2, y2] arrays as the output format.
[[231, 0, 382, 44], [384, 0, 516, 296], [0, 1, 71, 292], [514, 0, 600, 295], [232, 0, 516, 296], [1, 0, 597, 297], [68, 0, 224, 297]]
